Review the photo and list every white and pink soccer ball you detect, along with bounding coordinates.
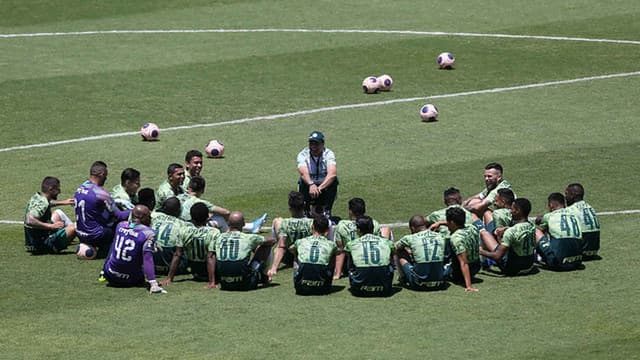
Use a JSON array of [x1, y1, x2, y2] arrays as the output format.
[[419, 104, 439, 122], [140, 123, 160, 141], [437, 52, 455, 69], [377, 74, 393, 91], [205, 140, 225, 158], [76, 243, 97, 260], [362, 76, 380, 94]]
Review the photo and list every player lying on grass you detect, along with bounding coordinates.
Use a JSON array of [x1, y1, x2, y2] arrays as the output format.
[[101, 205, 166, 294], [24, 176, 76, 254], [178, 175, 267, 233], [289, 215, 337, 295]]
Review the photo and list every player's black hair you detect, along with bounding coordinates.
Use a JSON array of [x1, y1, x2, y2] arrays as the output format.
[[485, 162, 503, 173], [166, 163, 184, 176], [513, 198, 532, 217], [349, 198, 366, 217], [443, 187, 462, 206], [497, 188, 515, 205], [41, 176, 60, 193], [288, 191, 305, 211], [547, 192, 566, 207], [191, 202, 210, 226], [185, 150, 203, 163], [443, 187, 460, 197], [138, 188, 156, 211], [90, 161, 108, 176], [188, 176, 206, 193], [120, 168, 140, 186], [566, 183, 585, 200], [445, 207, 466, 227], [160, 196, 181, 217], [355, 215, 374, 235], [312, 215, 329, 234]]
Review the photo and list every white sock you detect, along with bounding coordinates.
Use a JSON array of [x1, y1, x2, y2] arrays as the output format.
[[55, 209, 72, 227]]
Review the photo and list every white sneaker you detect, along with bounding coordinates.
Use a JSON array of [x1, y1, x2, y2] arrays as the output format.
[[250, 213, 268, 234]]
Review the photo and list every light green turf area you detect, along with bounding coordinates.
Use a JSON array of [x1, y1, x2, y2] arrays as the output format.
[[1, 1, 639, 359]]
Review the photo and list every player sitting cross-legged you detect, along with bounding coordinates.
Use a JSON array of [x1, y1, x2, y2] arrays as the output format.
[[101, 205, 166, 294], [345, 216, 395, 297], [289, 215, 338, 295], [216, 211, 275, 291]]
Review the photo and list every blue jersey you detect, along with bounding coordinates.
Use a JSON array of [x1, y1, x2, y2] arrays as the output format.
[[75, 180, 130, 243], [103, 221, 156, 285]]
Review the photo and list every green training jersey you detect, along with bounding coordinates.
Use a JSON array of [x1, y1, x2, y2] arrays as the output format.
[[178, 225, 219, 263], [566, 200, 600, 234], [481, 180, 512, 206], [450, 225, 480, 264], [110, 184, 138, 206], [334, 218, 382, 246], [566, 200, 600, 256], [426, 205, 473, 238], [345, 233, 394, 268], [178, 194, 217, 221], [540, 208, 582, 240], [278, 217, 313, 247], [151, 211, 193, 248], [216, 231, 266, 262], [24, 192, 51, 227], [183, 173, 192, 193], [502, 221, 536, 257], [292, 235, 337, 266], [396, 229, 445, 264], [492, 208, 512, 229], [156, 180, 185, 210]]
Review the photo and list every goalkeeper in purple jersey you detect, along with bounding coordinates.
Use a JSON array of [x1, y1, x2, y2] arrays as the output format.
[[102, 205, 166, 294], [74, 161, 131, 255]]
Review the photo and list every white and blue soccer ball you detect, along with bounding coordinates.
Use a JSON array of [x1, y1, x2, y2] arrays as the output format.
[[377, 74, 393, 91], [419, 104, 439, 122], [362, 76, 380, 94], [140, 123, 160, 141], [437, 52, 455, 69], [205, 139, 225, 158], [76, 243, 97, 260]]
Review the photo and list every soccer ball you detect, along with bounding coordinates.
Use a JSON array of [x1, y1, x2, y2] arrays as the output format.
[[419, 104, 439, 122], [76, 243, 97, 260], [377, 74, 393, 91], [362, 76, 380, 94], [437, 52, 455, 69], [140, 123, 160, 141], [205, 140, 225, 158]]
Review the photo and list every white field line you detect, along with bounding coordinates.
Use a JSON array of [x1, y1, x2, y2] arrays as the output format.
[[2, 70, 640, 154], [1, 28, 640, 46], [1, 209, 639, 227]]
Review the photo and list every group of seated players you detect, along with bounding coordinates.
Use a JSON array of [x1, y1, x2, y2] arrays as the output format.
[[23, 158, 601, 296]]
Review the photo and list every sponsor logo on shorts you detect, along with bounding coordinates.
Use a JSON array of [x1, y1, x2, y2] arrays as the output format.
[[300, 280, 325, 287], [221, 276, 243, 283]]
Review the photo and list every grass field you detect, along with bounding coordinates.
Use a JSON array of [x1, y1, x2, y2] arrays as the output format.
[[1, 1, 640, 359]]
